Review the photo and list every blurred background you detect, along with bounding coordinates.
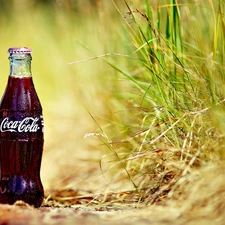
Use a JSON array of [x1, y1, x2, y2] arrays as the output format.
[[0, 0, 133, 194]]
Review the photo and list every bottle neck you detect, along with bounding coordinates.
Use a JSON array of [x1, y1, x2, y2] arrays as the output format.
[[9, 53, 32, 78]]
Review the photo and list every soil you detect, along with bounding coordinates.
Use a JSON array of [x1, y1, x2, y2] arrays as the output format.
[[0, 200, 221, 225], [0, 202, 172, 225], [0, 202, 146, 225]]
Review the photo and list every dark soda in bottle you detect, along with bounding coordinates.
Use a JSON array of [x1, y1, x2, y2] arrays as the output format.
[[0, 47, 44, 207]]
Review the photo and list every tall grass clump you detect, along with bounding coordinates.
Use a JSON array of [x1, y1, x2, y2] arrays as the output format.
[[93, 0, 225, 205]]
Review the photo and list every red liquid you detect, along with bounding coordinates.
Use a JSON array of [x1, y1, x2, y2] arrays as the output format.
[[0, 76, 44, 207]]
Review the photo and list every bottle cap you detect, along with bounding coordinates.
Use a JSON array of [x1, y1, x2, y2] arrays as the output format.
[[8, 47, 32, 54]]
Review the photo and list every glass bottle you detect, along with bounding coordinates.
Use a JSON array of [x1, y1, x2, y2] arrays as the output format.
[[0, 47, 44, 207]]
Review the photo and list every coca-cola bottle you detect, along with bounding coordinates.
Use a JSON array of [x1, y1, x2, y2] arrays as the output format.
[[0, 47, 44, 207]]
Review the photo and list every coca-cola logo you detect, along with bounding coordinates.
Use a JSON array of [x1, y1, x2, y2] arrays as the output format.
[[0, 117, 41, 132]]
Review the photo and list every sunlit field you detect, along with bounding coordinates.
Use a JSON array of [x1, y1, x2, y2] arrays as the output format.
[[1, 0, 225, 224]]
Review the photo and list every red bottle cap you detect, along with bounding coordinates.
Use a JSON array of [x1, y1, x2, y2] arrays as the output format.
[[8, 47, 32, 54]]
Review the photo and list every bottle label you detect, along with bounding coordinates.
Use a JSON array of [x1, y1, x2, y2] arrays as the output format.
[[0, 116, 43, 133]]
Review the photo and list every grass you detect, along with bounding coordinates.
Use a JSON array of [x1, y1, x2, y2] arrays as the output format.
[[0, 0, 225, 223], [83, 0, 225, 213]]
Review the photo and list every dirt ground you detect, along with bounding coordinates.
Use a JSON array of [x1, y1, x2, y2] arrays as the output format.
[[0, 200, 222, 225], [0, 203, 159, 225], [0, 203, 185, 225]]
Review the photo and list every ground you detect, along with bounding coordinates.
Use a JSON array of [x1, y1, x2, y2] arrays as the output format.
[[0, 203, 180, 225], [0, 199, 223, 225]]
